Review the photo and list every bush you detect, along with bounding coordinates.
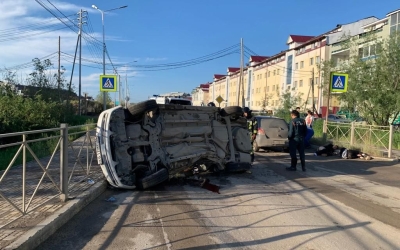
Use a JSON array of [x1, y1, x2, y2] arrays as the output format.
[[0, 95, 62, 134]]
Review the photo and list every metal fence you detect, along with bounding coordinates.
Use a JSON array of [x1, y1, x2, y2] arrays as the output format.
[[324, 121, 394, 157], [0, 123, 101, 228]]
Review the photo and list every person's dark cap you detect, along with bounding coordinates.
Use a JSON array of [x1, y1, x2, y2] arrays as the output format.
[[243, 107, 252, 113]]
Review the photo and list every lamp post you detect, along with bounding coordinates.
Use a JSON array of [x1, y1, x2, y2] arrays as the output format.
[[91, 4, 127, 111]]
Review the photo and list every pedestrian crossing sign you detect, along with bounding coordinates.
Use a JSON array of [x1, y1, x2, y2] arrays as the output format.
[[100, 75, 117, 92], [330, 73, 348, 93]]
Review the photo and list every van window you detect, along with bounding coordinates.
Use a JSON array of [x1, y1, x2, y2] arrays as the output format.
[[169, 99, 192, 105]]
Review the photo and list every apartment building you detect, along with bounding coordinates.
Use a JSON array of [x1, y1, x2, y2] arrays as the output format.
[[191, 83, 210, 106], [198, 11, 398, 115], [290, 35, 328, 112]]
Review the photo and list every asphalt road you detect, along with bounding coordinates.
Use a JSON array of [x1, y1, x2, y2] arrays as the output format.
[[37, 152, 400, 250]]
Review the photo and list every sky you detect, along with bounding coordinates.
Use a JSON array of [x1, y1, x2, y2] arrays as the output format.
[[0, 0, 399, 103]]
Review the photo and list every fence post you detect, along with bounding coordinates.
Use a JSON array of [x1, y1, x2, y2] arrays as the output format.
[[60, 123, 68, 202], [388, 125, 393, 158], [322, 120, 327, 143], [350, 122, 355, 147], [86, 124, 90, 175], [22, 134, 26, 213]]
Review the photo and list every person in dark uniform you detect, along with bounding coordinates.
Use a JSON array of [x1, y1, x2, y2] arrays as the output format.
[[287, 110, 307, 171], [243, 107, 257, 163]]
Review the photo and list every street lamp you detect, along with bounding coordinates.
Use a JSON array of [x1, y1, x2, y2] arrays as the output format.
[[91, 4, 128, 111]]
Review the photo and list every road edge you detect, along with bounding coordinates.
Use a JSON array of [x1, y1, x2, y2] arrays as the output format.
[[5, 180, 107, 250]]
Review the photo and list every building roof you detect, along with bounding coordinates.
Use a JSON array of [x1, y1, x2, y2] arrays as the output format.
[[249, 56, 269, 62], [199, 83, 210, 89], [362, 17, 389, 28], [227, 67, 240, 73], [387, 9, 400, 16], [213, 74, 225, 80], [287, 35, 315, 44]]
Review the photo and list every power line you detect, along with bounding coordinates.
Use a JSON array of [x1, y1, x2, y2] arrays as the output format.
[[120, 44, 240, 68]]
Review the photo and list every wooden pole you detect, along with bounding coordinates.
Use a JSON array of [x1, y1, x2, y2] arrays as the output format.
[[323, 72, 332, 142]]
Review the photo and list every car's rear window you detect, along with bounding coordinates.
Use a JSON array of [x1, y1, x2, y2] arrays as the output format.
[[260, 118, 288, 130]]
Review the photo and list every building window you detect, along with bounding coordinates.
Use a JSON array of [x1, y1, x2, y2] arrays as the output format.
[[315, 77, 319, 85], [294, 81, 297, 88], [277, 69, 280, 75], [295, 63, 298, 69], [272, 85, 275, 91], [300, 80, 303, 87], [273, 70, 276, 76], [390, 12, 399, 35], [268, 71, 270, 77], [300, 61, 304, 69], [311, 43, 315, 49], [316, 56, 320, 64], [310, 57, 314, 65]]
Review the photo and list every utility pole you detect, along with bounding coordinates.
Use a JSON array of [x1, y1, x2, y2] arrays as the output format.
[[58, 36, 61, 102], [311, 67, 315, 114], [125, 71, 129, 108], [78, 9, 87, 115], [237, 38, 245, 107]]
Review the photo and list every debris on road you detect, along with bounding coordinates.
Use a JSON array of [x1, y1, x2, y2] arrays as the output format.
[[105, 196, 117, 202], [186, 178, 220, 194]]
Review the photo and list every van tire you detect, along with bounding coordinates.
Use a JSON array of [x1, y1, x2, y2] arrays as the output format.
[[137, 168, 169, 190], [220, 106, 243, 117], [127, 100, 158, 119]]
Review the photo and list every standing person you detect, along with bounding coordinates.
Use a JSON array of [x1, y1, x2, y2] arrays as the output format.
[[243, 107, 257, 163], [287, 110, 307, 171], [304, 110, 314, 148]]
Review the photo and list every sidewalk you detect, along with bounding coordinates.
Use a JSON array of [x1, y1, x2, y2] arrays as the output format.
[[0, 135, 107, 250]]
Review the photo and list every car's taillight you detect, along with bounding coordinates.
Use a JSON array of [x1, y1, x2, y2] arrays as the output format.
[[258, 128, 265, 135]]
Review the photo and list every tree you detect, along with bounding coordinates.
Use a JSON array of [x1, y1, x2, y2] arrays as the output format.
[[95, 91, 113, 110], [274, 89, 303, 122], [25, 58, 68, 101], [260, 92, 273, 114], [1, 69, 19, 96], [325, 32, 400, 125]]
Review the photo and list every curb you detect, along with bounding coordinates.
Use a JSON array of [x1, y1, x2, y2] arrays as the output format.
[[5, 180, 108, 250]]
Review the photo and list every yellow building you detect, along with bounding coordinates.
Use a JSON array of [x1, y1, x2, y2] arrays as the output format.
[[226, 67, 240, 107], [210, 74, 227, 107], [198, 15, 395, 115], [290, 35, 328, 112], [191, 83, 210, 106]]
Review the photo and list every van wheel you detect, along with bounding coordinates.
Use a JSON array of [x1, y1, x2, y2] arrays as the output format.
[[253, 142, 260, 152], [137, 168, 169, 190], [127, 100, 158, 119], [220, 106, 243, 117]]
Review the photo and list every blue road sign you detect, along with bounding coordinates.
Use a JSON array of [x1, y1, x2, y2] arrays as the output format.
[[330, 73, 348, 93], [100, 75, 117, 92]]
